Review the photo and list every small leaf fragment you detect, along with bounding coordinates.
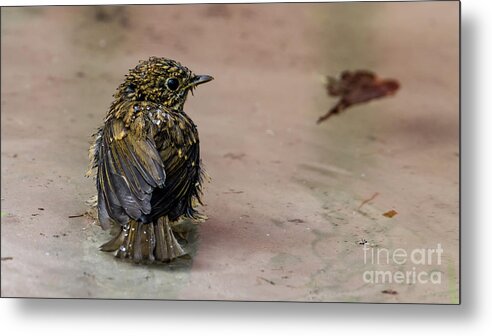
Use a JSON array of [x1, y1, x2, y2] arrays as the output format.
[[383, 209, 398, 218]]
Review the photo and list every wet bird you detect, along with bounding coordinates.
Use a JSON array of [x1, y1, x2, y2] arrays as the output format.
[[87, 57, 213, 263]]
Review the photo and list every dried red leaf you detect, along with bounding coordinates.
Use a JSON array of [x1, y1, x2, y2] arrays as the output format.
[[317, 70, 400, 124]]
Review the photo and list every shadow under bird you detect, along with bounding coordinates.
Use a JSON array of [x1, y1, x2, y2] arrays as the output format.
[[87, 56, 213, 264]]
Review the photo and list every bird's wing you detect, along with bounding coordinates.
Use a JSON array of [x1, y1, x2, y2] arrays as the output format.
[[97, 116, 165, 229]]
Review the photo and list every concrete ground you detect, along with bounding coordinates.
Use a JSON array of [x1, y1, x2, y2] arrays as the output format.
[[1, 3, 459, 302]]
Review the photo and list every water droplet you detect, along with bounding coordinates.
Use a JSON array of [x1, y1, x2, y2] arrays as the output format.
[[119, 246, 126, 252]]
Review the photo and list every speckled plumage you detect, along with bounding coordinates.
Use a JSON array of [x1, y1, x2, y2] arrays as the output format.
[[87, 57, 213, 263]]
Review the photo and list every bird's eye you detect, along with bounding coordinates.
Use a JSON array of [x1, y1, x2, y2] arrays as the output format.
[[166, 78, 179, 91]]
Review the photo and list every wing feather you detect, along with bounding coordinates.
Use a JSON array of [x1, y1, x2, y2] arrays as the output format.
[[97, 116, 165, 229]]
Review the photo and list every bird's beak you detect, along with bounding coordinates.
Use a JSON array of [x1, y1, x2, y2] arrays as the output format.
[[191, 74, 214, 87]]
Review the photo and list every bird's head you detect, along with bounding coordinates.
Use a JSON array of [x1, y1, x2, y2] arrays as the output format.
[[115, 56, 213, 110]]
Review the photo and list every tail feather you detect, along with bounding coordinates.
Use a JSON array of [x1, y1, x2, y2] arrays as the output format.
[[155, 217, 186, 261], [99, 228, 125, 252], [100, 217, 187, 263]]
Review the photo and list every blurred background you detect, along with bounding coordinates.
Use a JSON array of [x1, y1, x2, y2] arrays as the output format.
[[1, 3, 459, 303]]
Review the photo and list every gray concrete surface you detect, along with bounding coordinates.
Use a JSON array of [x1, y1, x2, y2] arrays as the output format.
[[1, 3, 459, 302]]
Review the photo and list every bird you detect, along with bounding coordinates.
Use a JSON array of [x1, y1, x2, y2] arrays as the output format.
[[86, 56, 213, 263]]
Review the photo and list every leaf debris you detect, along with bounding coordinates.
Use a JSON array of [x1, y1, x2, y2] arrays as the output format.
[[317, 70, 400, 123], [358, 192, 380, 210], [382, 289, 398, 295], [383, 209, 398, 218]]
